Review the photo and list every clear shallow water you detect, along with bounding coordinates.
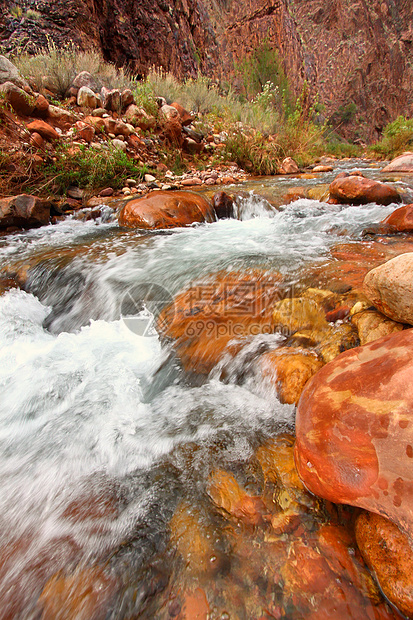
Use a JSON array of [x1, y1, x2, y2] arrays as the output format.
[[0, 162, 411, 617]]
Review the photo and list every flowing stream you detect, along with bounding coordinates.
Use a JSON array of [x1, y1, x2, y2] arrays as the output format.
[[0, 161, 412, 618]]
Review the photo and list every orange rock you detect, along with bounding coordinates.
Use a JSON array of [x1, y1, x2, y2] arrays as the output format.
[[356, 511, 413, 619], [379, 204, 413, 233], [27, 120, 59, 141], [283, 187, 306, 203], [83, 116, 106, 133], [30, 132, 44, 149], [119, 190, 215, 229], [178, 588, 209, 619], [295, 328, 413, 539], [351, 308, 404, 345], [207, 469, 266, 525], [258, 347, 323, 405], [329, 175, 400, 205], [38, 566, 115, 620], [75, 120, 95, 143], [171, 102, 193, 126], [34, 94, 49, 118], [158, 269, 283, 373]]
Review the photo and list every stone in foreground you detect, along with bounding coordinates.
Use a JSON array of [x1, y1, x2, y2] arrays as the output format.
[[295, 328, 413, 540], [118, 191, 215, 229], [356, 511, 413, 619], [363, 252, 413, 325]]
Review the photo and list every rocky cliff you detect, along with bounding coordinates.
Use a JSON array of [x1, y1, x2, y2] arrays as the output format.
[[1, 0, 412, 140]]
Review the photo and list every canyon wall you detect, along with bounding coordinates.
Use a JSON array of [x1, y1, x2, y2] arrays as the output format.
[[1, 0, 412, 139]]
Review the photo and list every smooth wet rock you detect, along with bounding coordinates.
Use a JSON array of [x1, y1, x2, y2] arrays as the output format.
[[351, 308, 404, 345], [207, 469, 267, 525], [119, 191, 214, 229], [0, 195, 51, 229], [295, 328, 413, 539], [273, 297, 329, 335], [259, 347, 323, 405], [329, 174, 400, 205], [212, 191, 234, 219], [158, 270, 283, 373], [356, 511, 413, 619], [382, 152, 413, 173], [379, 204, 413, 233], [38, 566, 115, 620], [363, 253, 413, 324]]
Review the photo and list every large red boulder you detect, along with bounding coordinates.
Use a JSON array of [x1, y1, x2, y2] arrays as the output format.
[[329, 174, 400, 205], [379, 204, 413, 233], [118, 191, 215, 229], [294, 328, 413, 540]]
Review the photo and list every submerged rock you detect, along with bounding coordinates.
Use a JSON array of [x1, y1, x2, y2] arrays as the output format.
[[356, 511, 413, 619], [119, 191, 215, 229], [351, 308, 404, 345], [363, 252, 413, 324], [295, 328, 413, 540], [259, 347, 323, 405]]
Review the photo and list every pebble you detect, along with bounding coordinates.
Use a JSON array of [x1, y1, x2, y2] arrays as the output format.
[[144, 174, 156, 183]]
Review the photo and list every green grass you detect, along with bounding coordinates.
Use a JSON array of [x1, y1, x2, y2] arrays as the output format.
[[370, 116, 413, 159]]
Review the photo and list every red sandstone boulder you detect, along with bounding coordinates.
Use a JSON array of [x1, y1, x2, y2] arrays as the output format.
[[118, 191, 215, 229], [363, 252, 413, 324], [171, 102, 193, 126], [0, 82, 35, 115], [356, 511, 413, 619], [329, 175, 400, 205], [382, 152, 413, 173], [27, 120, 59, 142], [294, 328, 413, 539], [379, 204, 413, 233]]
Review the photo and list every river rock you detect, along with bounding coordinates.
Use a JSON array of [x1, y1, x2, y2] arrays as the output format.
[[382, 152, 413, 173], [329, 174, 400, 205], [355, 511, 413, 619], [295, 328, 413, 539], [39, 566, 115, 620], [351, 308, 404, 345], [363, 252, 413, 324], [212, 191, 234, 219], [119, 190, 215, 229], [0, 82, 35, 116], [0, 195, 51, 229], [259, 347, 323, 405], [379, 204, 413, 233], [207, 469, 267, 525], [27, 120, 59, 142]]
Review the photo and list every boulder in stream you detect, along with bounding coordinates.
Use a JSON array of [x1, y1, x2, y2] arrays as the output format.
[[329, 173, 400, 205], [382, 152, 413, 173], [118, 190, 215, 229], [0, 195, 51, 229]]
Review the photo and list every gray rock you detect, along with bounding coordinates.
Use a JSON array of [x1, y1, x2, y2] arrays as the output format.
[[0, 56, 29, 90], [72, 71, 101, 93], [111, 138, 127, 151]]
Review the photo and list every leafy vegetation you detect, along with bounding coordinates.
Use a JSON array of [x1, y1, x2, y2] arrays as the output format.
[[370, 116, 413, 159]]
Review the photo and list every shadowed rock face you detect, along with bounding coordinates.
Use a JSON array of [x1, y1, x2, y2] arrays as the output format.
[[0, 0, 412, 138], [294, 328, 413, 540]]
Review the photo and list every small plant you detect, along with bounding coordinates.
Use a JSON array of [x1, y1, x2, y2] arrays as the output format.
[[132, 81, 158, 117], [371, 115, 413, 159]]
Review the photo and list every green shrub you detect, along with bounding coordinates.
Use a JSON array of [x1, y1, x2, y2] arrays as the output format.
[[41, 143, 145, 192], [371, 115, 413, 159]]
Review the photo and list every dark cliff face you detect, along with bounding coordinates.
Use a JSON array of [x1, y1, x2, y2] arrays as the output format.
[[1, 0, 412, 139]]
